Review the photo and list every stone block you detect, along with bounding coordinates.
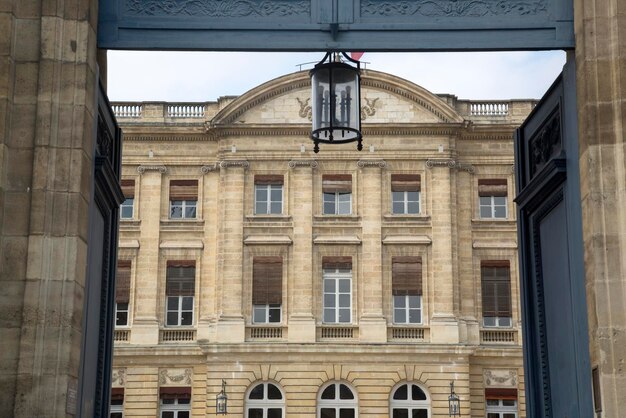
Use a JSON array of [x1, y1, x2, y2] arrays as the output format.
[[0, 13, 12, 55], [15, 0, 41, 19], [5, 147, 33, 190], [8, 104, 36, 148], [13, 18, 40, 62], [13, 62, 38, 104], [1, 192, 30, 235]]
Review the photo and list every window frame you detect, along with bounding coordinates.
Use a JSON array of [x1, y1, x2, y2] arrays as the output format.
[[160, 397, 191, 418], [485, 398, 518, 418], [165, 295, 194, 327], [252, 303, 282, 324], [115, 302, 130, 327], [323, 191, 352, 215], [120, 197, 134, 219], [245, 381, 285, 418], [392, 295, 422, 325], [169, 199, 197, 219], [389, 382, 431, 418], [254, 183, 283, 215], [479, 195, 508, 219], [481, 263, 512, 328], [322, 268, 353, 324], [391, 190, 420, 215], [317, 381, 358, 418], [110, 398, 124, 418]]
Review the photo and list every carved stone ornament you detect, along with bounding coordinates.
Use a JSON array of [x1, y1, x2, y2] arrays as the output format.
[[137, 165, 167, 174], [361, 0, 548, 17], [455, 162, 476, 174], [200, 163, 220, 174], [219, 160, 250, 169], [357, 159, 387, 168], [288, 160, 318, 169], [297, 97, 312, 121], [111, 369, 126, 387], [159, 368, 193, 386], [125, 0, 311, 17], [360, 97, 380, 121], [483, 369, 518, 387], [426, 159, 456, 169]]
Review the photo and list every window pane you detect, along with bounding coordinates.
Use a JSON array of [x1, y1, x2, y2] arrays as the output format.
[[249, 384, 264, 399], [248, 408, 263, 418], [392, 191, 404, 203], [178, 412, 190, 418], [270, 202, 282, 214], [324, 294, 336, 308], [407, 201, 419, 214], [408, 296, 419, 309], [182, 297, 193, 310], [323, 192, 335, 202], [339, 409, 355, 418], [499, 317, 512, 327], [166, 312, 178, 326], [170, 206, 182, 218], [393, 410, 409, 418], [483, 317, 496, 327], [494, 205, 507, 218], [324, 202, 336, 214], [320, 409, 336, 418], [324, 279, 335, 293], [411, 385, 426, 400], [394, 296, 406, 308], [256, 188, 268, 201], [161, 412, 174, 418], [116, 311, 128, 326], [393, 384, 408, 400], [502, 400, 516, 407], [111, 413, 123, 418], [268, 408, 283, 418], [480, 206, 492, 218], [338, 294, 350, 308], [503, 414, 517, 418], [324, 309, 335, 323], [339, 384, 354, 399], [181, 311, 193, 325], [487, 414, 499, 418], [267, 383, 282, 399], [408, 310, 421, 324], [338, 192, 351, 202], [268, 308, 281, 323], [255, 203, 267, 214], [494, 196, 507, 205], [479, 196, 491, 206], [393, 202, 405, 214], [338, 309, 350, 323], [337, 200, 351, 215], [413, 410, 428, 418], [253, 307, 266, 323], [162, 399, 175, 404], [167, 297, 179, 310], [270, 188, 282, 201], [184, 205, 196, 218], [338, 279, 351, 293], [178, 398, 190, 404], [407, 191, 419, 202], [394, 309, 406, 323], [486, 399, 499, 406], [321, 385, 335, 399]]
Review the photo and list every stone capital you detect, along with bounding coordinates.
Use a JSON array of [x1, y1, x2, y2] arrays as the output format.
[[288, 160, 318, 169], [357, 159, 387, 169], [219, 160, 249, 169], [137, 165, 167, 174], [200, 163, 220, 174]]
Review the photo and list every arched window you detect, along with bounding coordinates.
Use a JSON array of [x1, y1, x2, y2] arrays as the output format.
[[245, 382, 285, 418], [317, 381, 358, 418], [389, 382, 430, 418]]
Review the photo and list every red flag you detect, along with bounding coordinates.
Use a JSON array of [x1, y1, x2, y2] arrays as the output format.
[[350, 52, 364, 61]]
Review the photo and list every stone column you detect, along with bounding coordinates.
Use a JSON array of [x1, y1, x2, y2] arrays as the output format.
[[574, 0, 626, 414], [215, 160, 248, 343], [357, 160, 387, 342], [198, 163, 220, 341], [427, 159, 459, 343], [288, 160, 317, 342], [130, 165, 166, 344]]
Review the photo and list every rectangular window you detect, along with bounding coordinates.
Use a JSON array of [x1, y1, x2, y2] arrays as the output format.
[[322, 175, 352, 215], [392, 257, 423, 324], [166, 261, 195, 327], [160, 387, 191, 418], [116, 260, 131, 327], [481, 261, 512, 327], [169, 180, 198, 219], [478, 179, 507, 219], [391, 174, 421, 214], [120, 179, 135, 219], [485, 388, 518, 418], [254, 175, 284, 215], [110, 388, 124, 418], [252, 257, 283, 323], [322, 257, 352, 324]]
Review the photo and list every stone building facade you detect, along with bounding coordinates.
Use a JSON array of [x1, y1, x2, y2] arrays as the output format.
[[110, 70, 533, 417]]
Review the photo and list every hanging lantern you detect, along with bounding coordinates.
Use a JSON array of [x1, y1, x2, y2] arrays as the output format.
[[448, 381, 461, 417], [310, 52, 362, 153], [216, 379, 228, 415]]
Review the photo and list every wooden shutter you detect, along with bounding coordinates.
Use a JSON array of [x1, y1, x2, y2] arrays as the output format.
[[485, 388, 518, 400], [111, 388, 124, 402], [391, 174, 421, 192], [392, 256, 423, 296], [254, 174, 284, 185], [322, 256, 352, 271], [120, 179, 135, 199], [481, 261, 511, 317], [322, 174, 352, 193], [252, 257, 283, 305], [116, 260, 131, 303], [159, 386, 191, 400], [166, 261, 195, 296], [478, 179, 507, 197], [169, 179, 198, 200]]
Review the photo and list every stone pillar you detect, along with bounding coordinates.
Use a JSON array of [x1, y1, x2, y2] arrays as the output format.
[[427, 159, 459, 343], [287, 160, 317, 342], [130, 166, 165, 344], [198, 163, 220, 341], [0, 0, 100, 415], [357, 160, 387, 342], [574, 0, 626, 414], [215, 160, 248, 343]]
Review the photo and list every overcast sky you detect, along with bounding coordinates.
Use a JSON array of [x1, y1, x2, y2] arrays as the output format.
[[107, 50, 566, 102]]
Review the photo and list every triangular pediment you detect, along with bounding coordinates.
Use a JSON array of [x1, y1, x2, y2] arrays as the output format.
[[211, 70, 464, 126]]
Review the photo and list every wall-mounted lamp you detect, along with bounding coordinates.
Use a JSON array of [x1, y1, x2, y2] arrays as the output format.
[[448, 381, 460, 417], [216, 379, 228, 415]]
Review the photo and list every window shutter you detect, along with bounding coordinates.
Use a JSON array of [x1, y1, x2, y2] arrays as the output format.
[[322, 256, 352, 271], [485, 388, 518, 400], [120, 179, 135, 199], [111, 388, 125, 402], [169, 179, 198, 200], [254, 174, 284, 185], [252, 257, 283, 305], [322, 174, 352, 193], [159, 386, 191, 400], [481, 261, 511, 317], [391, 174, 421, 192], [116, 260, 131, 303], [392, 256, 422, 296], [478, 179, 507, 197], [166, 261, 195, 296]]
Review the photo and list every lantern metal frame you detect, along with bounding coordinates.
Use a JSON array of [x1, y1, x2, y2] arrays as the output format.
[[309, 52, 362, 153], [216, 379, 228, 415], [448, 381, 461, 417]]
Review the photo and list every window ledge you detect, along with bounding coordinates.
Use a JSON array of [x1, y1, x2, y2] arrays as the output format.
[[313, 215, 361, 222], [245, 215, 292, 222], [160, 219, 205, 229], [471, 218, 515, 223], [383, 214, 430, 221]]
